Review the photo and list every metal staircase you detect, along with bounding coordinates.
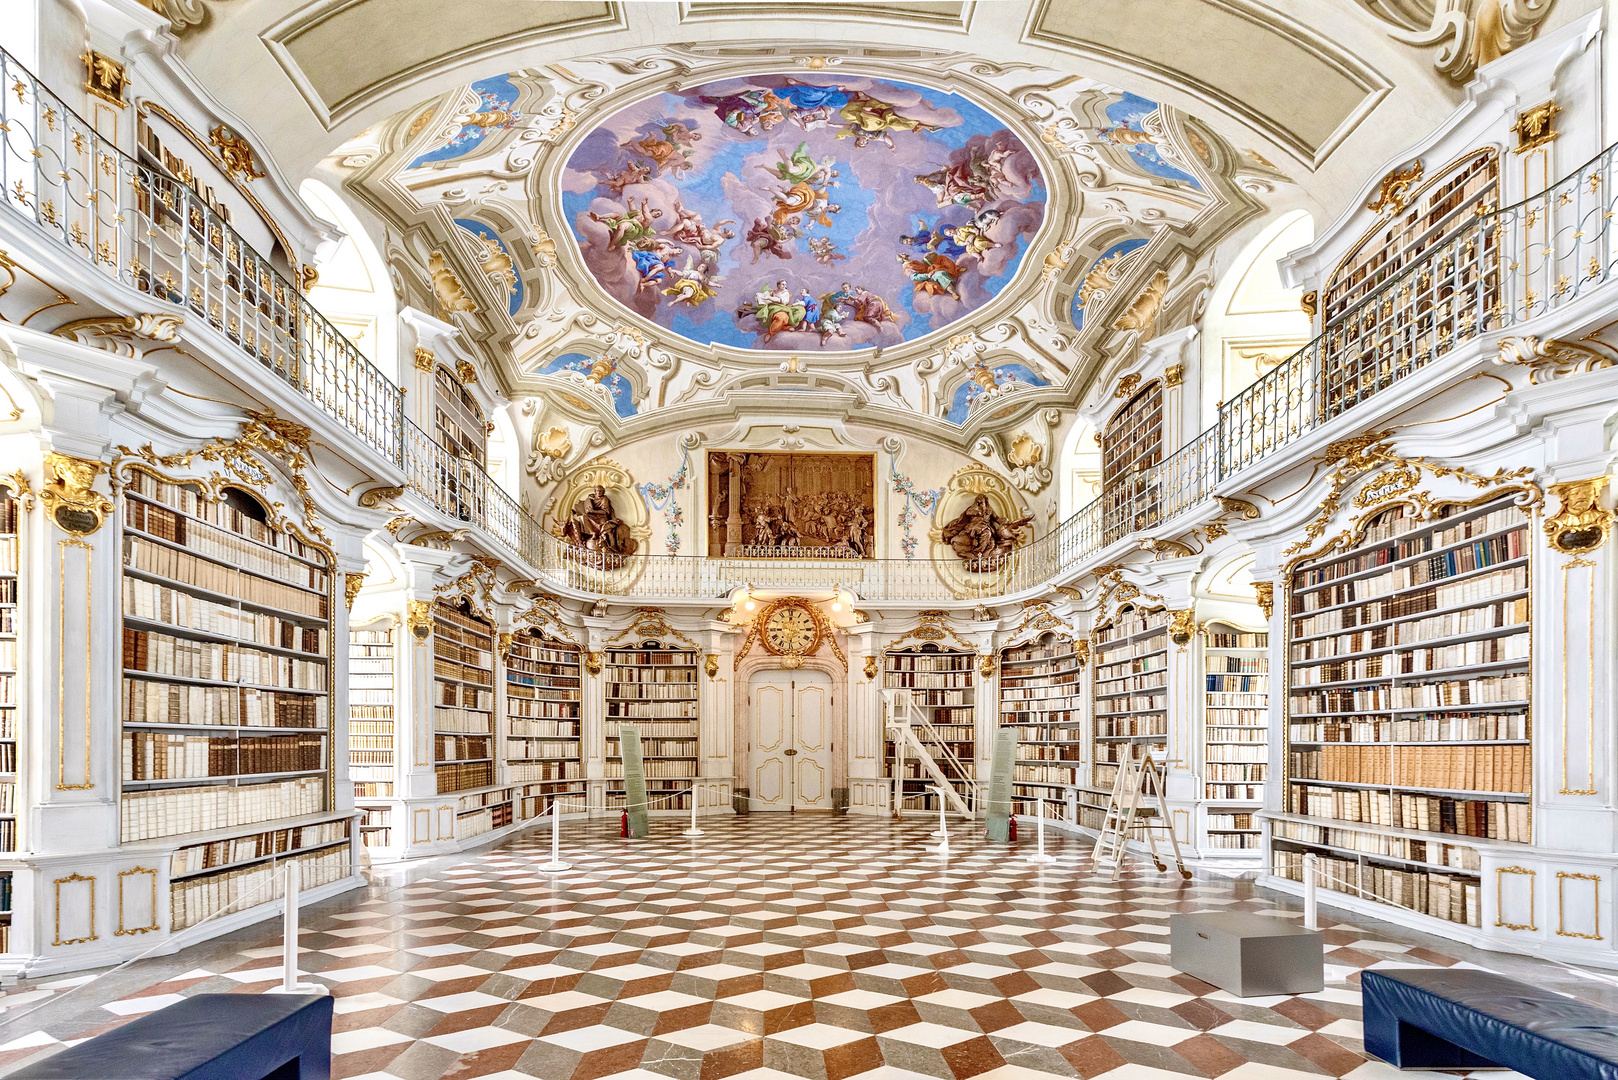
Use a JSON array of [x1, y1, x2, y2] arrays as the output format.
[[883, 689, 975, 819]]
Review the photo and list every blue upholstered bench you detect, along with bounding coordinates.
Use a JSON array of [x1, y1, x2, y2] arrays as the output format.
[[11, 992, 332, 1080], [1363, 968, 1618, 1080]]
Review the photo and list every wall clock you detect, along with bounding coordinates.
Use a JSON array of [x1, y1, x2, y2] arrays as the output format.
[[762, 601, 821, 661]]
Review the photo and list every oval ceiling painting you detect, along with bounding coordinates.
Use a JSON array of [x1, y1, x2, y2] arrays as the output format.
[[561, 75, 1046, 352]]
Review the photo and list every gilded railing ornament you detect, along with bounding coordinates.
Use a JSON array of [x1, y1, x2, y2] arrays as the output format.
[[1544, 478, 1614, 555]]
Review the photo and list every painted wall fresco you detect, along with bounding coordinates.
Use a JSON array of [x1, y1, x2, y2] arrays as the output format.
[[561, 75, 1046, 352], [410, 75, 521, 168], [534, 352, 638, 417]]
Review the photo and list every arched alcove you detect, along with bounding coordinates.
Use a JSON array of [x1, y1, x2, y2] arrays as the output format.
[[299, 178, 400, 383]]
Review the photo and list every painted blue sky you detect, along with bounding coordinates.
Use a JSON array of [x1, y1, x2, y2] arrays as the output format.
[[561, 75, 1046, 352]]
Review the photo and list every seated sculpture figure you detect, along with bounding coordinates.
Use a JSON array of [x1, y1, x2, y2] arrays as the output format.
[[940, 494, 1032, 571], [563, 485, 637, 558]]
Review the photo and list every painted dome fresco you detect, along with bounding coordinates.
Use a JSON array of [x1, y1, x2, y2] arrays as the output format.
[[561, 75, 1046, 352]]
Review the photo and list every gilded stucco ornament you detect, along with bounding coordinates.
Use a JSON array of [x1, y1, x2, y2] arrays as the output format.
[[406, 601, 433, 641], [358, 486, 404, 509], [456, 360, 479, 386], [55, 313, 183, 358], [344, 572, 366, 610], [1113, 373, 1143, 399], [1368, 161, 1423, 214], [705, 653, 721, 680], [978, 653, 996, 679], [1168, 608, 1198, 646], [209, 125, 265, 182], [1355, 0, 1558, 84], [1254, 582, 1275, 620], [863, 655, 878, 681], [41, 453, 113, 534], [428, 251, 477, 314], [1300, 291, 1319, 319], [1112, 269, 1169, 333], [1544, 478, 1614, 556], [1496, 335, 1615, 384], [585, 651, 604, 676], [414, 347, 436, 371], [1512, 101, 1559, 153]]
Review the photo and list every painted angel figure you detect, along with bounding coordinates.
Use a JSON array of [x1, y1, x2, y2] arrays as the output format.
[[589, 199, 662, 249], [661, 258, 724, 307], [807, 236, 845, 264], [897, 251, 963, 300]]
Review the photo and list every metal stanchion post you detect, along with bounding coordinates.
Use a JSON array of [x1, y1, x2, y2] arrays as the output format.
[[1303, 852, 1318, 930], [683, 785, 704, 837], [539, 799, 571, 873], [267, 860, 322, 995], [1029, 798, 1054, 864], [934, 786, 950, 855]]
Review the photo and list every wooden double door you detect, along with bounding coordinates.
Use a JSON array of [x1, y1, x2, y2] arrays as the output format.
[[747, 670, 832, 811]]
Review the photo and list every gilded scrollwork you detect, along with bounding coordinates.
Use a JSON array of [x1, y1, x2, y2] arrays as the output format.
[[40, 453, 113, 535], [1254, 582, 1275, 620], [358, 485, 405, 509], [344, 572, 366, 610], [1497, 334, 1616, 384], [1168, 608, 1198, 646]]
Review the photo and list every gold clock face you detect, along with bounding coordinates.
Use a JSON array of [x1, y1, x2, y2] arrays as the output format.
[[764, 605, 818, 655]]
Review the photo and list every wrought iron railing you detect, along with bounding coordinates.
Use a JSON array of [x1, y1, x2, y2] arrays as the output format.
[[0, 48, 404, 463], [2, 42, 1614, 601]]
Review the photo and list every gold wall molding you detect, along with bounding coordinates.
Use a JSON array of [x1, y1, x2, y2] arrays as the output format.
[[1495, 865, 1537, 932], [605, 610, 700, 652], [1556, 871, 1602, 940], [52, 872, 97, 946], [116, 867, 159, 936], [208, 124, 265, 183], [1561, 556, 1597, 795]]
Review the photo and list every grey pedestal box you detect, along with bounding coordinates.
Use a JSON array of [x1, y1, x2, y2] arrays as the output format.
[[1170, 913, 1324, 997]]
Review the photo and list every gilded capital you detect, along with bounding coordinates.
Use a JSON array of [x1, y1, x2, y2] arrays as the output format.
[[414, 347, 436, 372], [406, 600, 433, 640], [41, 453, 113, 535], [344, 572, 366, 610], [1545, 477, 1613, 555], [1254, 582, 1275, 620], [1168, 608, 1198, 646], [1163, 364, 1184, 388]]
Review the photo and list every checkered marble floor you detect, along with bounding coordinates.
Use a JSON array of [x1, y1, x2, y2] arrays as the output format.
[[0, 816, 1557, 1080]]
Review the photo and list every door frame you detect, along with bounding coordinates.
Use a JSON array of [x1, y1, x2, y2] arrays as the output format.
[[734, 653, 846, 811]]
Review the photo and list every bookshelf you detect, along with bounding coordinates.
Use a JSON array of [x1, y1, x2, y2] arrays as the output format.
[[349, 623, 394, 849], [431, 599, 495, 795], [999, 632, 1083, 822], [1274, 494, 1532, 928], [604, 641, 698, 812], [169, 817, 351, 930], [504, 630, 584, 813], [1091, 606, 1170, 793], [1202, 620, 1268, 854], [884, 644, 976, 812], [119, 470, 350, 927], [0, 484, 16, 953]]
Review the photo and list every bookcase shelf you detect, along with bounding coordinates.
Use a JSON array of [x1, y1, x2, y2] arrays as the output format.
[[349, 623, 395, 852], [504, 630, 583, 808], [1277, 494, 1531, 928], [1092, 606, 1169, 793], [432, 600, 495, 795], [999, 632, 1083, 822], [604, 641, 698, 811], [119, 473, 332, 851], [885, 644, 975, 812], [0, 485, 16, 949]]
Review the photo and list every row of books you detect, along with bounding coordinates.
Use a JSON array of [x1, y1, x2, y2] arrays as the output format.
[[604, 720, 698, 737], [1203, 832, 1260, 849], [438, 684, 492, 710], [123, 679, 326, 728], [0, 744, 14, 772], [505, 673, 580, 690], [1206, 694, 1266, 708], [1207, 783, 1262, 800], [348, 721, 393, 737], [1096, 674, 1168, 696], [509, 762, 584, 781], [507, 697, 582, 718], [998, 668, 1080, 686], [124, 629, 327, 690], [506, 644, 579, 665], [349, 751, 393, 765], [1392, 744, 1530, 793], [123, 731, 324, 780], [125, 579, 327, 654], [121, 776, 324, 841], [607, 683, 699, 700], [913, 707, 973, 724], [1014, 764, 1078, 784], [126, 499, 328, 589], [1207, 812, 1257, 830], [1272, 819, 1482, 871], [606, 651, 695, 666], [1206, 727, 1266, 743], [434, 658, 492, 685], [1094, 717, 1167, 737], [1272, 849, 1480, 926], [433, 708, 493, 734], [1208, 657, 1266, 673], [1206, 675, 1267, 692], [125, 538, 327, 620], [1206, 763, 1267, 781], [1000, 641, 1075, 663], [169, 818, 348, 876], [1290, 531, 1522, 611], [601, 761, 696, 778], [607, 737, 697, 756], [999, 708, 1080, 723], [1290, 785, 1530, 841], [171, 845, 350, 931], [895, 691, 971, 709], [1095, 651, 1166, 674], [1001, 725, 1081, 742], [605, 669, 697, 684], [1017, 744, 1082, 762], [436, 641, 492, 671], [510, 719, 580, 738], [436, 760, 494, 793], [1096, 611, 1171, 641], [1294, 656, 1384, 684], [433, 604, 493, 640], [1397, 598, 1530, 644], [883, 673, 973, 689], [1292, 713, 1528, 743], [1401, 632, 1529, 670], [1291, 566, 1527, 637], [0, 783, 14, 815], [606, 703, 699, 718], [1208, 632, 1266, 649], [1205, 743, 1266, 762], [1290, 673, 1528, 713], [125, 474, 324, 561], [358, 807, 391, 827], [1095, 694, 1166, 715], [435, 734, 491, 762], [886, 655, 974, 672]]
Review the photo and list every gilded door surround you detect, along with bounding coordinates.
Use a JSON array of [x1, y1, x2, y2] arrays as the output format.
[[734, 653, 845, 810]]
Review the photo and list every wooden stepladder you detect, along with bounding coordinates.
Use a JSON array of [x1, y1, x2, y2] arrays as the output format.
[[1092, 753, 1191, 882]]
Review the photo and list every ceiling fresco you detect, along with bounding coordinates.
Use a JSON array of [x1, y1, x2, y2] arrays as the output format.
[[559, 75, 1047, 352]]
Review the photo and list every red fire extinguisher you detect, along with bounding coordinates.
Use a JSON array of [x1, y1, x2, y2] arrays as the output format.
[[1009, 817, 1018, 842], [621, 810, 629, 837]]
